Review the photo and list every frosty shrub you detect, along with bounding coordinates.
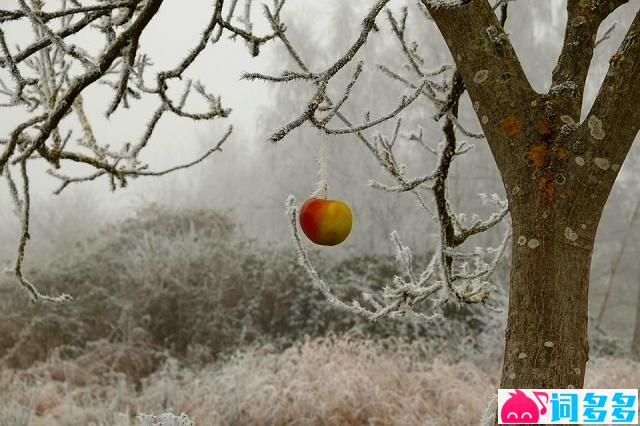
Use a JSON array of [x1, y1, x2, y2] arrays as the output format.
[[0, 206, 508, 381]]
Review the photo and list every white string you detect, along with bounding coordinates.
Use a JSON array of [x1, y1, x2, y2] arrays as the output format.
[[311, 131, 329, 199]]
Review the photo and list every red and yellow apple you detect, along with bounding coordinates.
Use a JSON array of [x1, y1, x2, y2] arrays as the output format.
[[299, 197, 352, 246]]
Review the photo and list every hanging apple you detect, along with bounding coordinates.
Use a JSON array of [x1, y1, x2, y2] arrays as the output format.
[[299, 197, 352, 246]]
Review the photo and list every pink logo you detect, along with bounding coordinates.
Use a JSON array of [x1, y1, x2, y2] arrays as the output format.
[[500, 389, 549, 423]]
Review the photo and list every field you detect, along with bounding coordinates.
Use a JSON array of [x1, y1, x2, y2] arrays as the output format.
[[1, 207, 637, 425], [2, 337, 638, 426]]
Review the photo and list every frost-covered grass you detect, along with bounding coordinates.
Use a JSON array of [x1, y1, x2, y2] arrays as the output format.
[[1, 336, 638, 426]]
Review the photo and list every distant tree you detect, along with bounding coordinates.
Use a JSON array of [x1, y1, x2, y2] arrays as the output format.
[[634, 279, 640, 360], [632, 209, 640, 360], [247, 0, 640, 401], [596, 199, 640, 323]]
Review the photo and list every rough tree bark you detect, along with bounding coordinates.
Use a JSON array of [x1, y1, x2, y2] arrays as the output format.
[[422, 0, 640, 389]]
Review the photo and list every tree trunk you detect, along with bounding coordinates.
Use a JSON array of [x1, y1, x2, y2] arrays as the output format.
[[500, 205, 596, 389], [632, 273, 640, 361], [422, 0, 640, 395]]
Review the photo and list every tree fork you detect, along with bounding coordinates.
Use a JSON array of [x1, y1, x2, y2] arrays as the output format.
[[423, 0, 640, 391]]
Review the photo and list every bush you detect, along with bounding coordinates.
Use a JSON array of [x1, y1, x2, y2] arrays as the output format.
[[0, 205, 505, 382], [1, 206, 307, 375]]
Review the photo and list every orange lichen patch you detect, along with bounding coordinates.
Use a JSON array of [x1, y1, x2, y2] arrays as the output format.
[[528, 144, 548, 168], [567, 189, 577, 198], [555, 146, 568, 160], [581, 7, 595, 20], [528, 141, 568, 173], [538, 120, 552, 135], [501, 115, 522, 137], [538, 174, 556, 202]]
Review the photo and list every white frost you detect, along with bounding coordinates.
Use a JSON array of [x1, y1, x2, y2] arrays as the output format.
[[479, 394, 498, 426], [423, 0, 469, 8]]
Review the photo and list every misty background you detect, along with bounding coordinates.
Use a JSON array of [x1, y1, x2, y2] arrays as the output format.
[[2, 0, 638, 337]]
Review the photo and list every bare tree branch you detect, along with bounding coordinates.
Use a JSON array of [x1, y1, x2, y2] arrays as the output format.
[[1, 0, 282, 301], [584, 9, 640, 170], [422, 0, 536, 182], [261, 1, 512, 321], [551, 0, 629, 117], [14, 160, 72, 303], [0, 1, 138, 23]]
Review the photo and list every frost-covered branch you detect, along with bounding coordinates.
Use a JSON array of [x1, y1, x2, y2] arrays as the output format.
[[49, 126, 232, 194], [586, 9, 640, 168], [0, 26, 36, 104], [551, 0, 628, 116], [320, 74, 431, 135], [14, 161, 72, 304], [0, 1, 138, 23], [287, 196, 441, 321], [265, 0, 392, 142], [287, 195, 508, 321], [17, 0, 98, 71], [269, 2, 512, 320], [0, 0, 283, 302]]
